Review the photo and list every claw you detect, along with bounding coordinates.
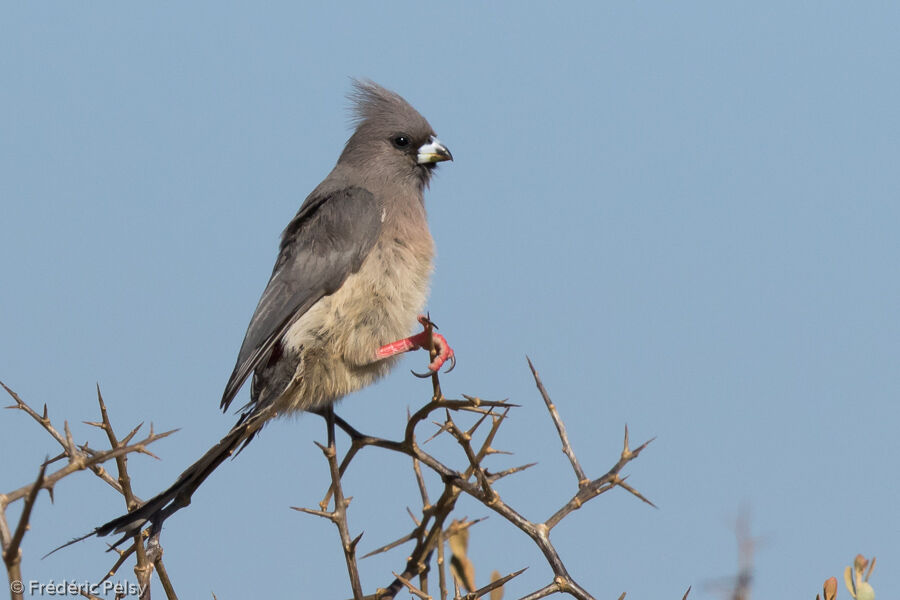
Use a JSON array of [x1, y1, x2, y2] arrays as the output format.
[[376, 315, 454, 377], [428, 332, 454, 372], [412, 334, 454, 377]]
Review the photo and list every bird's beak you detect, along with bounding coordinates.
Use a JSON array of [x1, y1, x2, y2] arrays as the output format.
[[417, 137, 453, 164]]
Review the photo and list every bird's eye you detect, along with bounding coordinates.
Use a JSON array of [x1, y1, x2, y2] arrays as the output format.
[[392, 135, 410, 148]]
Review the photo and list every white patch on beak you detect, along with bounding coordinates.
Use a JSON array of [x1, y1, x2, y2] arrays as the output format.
[[416, 137, 453, 164]]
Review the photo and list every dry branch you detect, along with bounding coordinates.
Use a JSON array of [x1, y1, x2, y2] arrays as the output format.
[[3, 352, 653, 600], [1, 382, 178, 600], [292, 358, 653, 599]]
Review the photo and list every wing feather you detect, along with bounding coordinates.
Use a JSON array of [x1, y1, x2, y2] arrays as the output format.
[[220, 186, 381, 411]]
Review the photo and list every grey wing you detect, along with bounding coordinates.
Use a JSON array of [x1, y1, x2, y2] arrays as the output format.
[[220, 186, 382, 411]]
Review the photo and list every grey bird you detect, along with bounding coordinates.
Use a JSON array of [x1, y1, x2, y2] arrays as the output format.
[[92, 80, 453, 546]]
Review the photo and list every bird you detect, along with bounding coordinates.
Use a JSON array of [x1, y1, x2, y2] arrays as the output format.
[[92, 80, 453, 547]]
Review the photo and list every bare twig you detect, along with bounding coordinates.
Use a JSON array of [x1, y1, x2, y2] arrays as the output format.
[[393, 571, 431, 599], [526, 357, 588, 485], [91, 386, 155, 594], [461, 567, 526, 600], [3, 381, 128, 495], [437, 524, 448, 600], [1, 383, 179, 599], [297, 353, 653, 600], [731, 513, 754, 600], [518, 582, 563, 600], [2, 427, 176, 510], [4, 346, 652, 600], [3, 462, 47, 600], [294, 410, 364, 600], [545, 426, 655, 530]]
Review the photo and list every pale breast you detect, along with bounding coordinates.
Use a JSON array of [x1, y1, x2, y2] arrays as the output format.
[[277, 226, 434, 412], [326, 232, 434, 363]]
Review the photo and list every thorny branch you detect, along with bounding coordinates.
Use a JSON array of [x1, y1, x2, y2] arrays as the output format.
[[4, 354, 872, 600], [2, 347, 653, 599], [87, 386, 175, 600], [0, 381, 177, 600], [526, 357, 588, 486], [292, 409, 365, 600], [2, 462, 46, 599], [294, 354, 654, 600]]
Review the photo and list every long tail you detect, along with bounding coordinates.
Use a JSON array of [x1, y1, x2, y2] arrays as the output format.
[[91, 410, 268, 549]]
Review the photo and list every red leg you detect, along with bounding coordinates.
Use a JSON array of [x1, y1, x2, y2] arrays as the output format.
[[375, 331, 429, 359], [375, 316, 455, 373]]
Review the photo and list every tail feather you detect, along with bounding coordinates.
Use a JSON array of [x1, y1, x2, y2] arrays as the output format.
[[94, 412, 266, 546]]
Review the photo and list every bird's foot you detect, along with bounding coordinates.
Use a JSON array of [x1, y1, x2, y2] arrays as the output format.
[[411, 331, 455, 377], [375, 314, 455, 376], [411, 314, 455, 376]]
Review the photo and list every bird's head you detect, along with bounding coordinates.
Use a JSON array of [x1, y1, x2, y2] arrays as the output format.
[[339, 80, 452, 189]]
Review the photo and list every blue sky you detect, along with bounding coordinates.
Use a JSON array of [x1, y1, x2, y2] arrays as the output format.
[[2, 2, 898, 599]]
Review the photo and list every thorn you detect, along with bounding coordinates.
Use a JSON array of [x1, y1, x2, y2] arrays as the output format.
[[473, 567, 528, 596], [42, 452, 66, 466], [138, 448, 161, 461], [63, 420, 75, 451], [290, 506, 332, 519], [466, 411, 490, 436], [350, 531, 364, 550], [120, 423, 144, 446], [631, 437, 656, 457]]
